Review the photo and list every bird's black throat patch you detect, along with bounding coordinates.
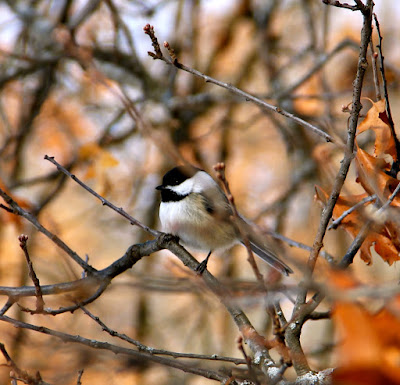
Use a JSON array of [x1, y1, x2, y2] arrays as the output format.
[[160, 189, 188, 202]]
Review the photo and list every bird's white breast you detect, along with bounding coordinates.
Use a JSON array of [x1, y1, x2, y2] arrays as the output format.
[[159, 198, 238, 251], [159, 200, 190, 235]]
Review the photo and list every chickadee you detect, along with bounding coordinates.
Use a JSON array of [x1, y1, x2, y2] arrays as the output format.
[[156, 166, 293, 276]]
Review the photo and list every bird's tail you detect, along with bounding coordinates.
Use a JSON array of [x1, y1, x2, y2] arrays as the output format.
[[236, 215, 293, 276], [246, 240, 293, 276]]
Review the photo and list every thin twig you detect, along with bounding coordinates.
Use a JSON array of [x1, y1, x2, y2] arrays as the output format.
[[328, 194, 377, 230], [11, 65, 57, 180], [321, 0, 365, 11], [305, 311, 331, 321], [274, 39, 357, 100], [0, 298, 15, 316], [44, 155, 160, 237], [369, 38, 381, 100], [143, 24, 336, 144], [237, 336, 260, 385], [80, 305, 246, 365], [269, 231, 335, 265], [76, 370, 84, 385], [0, 343, 52, 385], [40, 282, 109, 316], [18, 234, 45, 313], [213, 162, 264, 283]]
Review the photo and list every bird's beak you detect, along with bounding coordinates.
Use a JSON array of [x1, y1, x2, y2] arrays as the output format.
[[155, 185, 164, 190]]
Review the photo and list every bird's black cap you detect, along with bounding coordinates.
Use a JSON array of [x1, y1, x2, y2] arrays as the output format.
[[157, 166, 201, 189]]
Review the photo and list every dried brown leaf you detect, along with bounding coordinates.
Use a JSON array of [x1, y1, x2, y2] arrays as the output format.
[[357, 99, 396, 159]]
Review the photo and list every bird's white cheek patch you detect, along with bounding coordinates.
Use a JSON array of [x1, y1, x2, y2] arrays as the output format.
[[169, 178, 194, 195]]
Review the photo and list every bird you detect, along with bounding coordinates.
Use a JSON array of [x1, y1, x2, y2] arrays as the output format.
[[156, 165, 293, 276]]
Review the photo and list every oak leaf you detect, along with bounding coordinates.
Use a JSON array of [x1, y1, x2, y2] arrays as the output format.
[[357, 99, 396, 159]]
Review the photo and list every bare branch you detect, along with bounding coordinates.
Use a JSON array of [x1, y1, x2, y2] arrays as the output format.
[[143, 24, 337, 144]]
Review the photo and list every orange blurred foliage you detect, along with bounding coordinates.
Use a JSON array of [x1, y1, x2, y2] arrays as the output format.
[[333, 299, 400, 385]]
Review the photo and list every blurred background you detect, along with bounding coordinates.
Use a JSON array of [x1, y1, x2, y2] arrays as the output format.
[[0, 0, 399, 384]]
